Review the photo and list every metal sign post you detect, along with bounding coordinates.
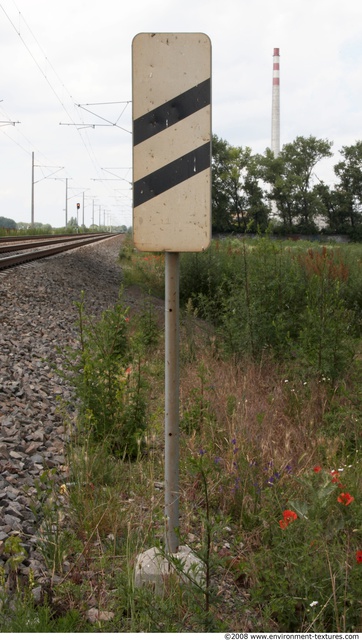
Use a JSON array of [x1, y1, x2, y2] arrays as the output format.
[[132, 32, 211, 556], [164, 251, 180, 553]]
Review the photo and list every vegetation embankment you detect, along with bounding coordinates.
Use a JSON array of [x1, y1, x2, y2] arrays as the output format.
[[1, 234, 361, 633]]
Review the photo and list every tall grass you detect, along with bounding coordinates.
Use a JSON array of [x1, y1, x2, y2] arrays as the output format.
[[180, 238, 362, 380]]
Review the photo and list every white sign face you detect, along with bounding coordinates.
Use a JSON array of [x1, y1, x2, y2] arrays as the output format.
[[132, 33, 212, 252]]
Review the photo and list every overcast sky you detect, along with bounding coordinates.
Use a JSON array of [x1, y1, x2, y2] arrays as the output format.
[[1, 0, 361, 229]]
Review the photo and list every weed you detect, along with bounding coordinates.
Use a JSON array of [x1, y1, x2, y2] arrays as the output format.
[[181, 363, 216, 434], [60, 290, 148, 458], [2, 536, 27, 593], [133, 296, 161, 350]]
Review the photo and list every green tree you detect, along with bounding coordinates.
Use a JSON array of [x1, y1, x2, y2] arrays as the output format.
[[262, 136, 333, 233], [212, 135, 234, 231], [242, 154, 269, 232], [334, 141, 362, 235], [313, 182, 351, 233], [66, 217, 79, 231], [212, 135, 268, 232], [0, 216, 17, 230]]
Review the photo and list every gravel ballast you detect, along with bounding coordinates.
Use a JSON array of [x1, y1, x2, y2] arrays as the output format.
[[0, 236, 127, 581]]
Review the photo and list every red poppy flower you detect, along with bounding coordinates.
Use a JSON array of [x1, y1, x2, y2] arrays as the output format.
[[337, 492, 354, 506], [330, 470, 340, 483], [356, 550, 362, 564], [279, 509, 298, 529], [283, 509, 298, 522], [313, 465, 322, 473]]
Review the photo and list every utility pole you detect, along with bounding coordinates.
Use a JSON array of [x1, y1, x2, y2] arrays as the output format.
[[65, 178, 69, 226], [30, 152, 64, 227], [51, 177, 72, 227], [31, 151, 35, 227]]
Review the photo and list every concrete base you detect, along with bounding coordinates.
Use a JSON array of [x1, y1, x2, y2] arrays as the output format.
[[134, 545, 204, 594]]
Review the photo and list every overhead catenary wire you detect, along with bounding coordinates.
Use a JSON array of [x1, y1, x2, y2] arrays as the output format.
[[0, 2, 97, 178], [1, 1, 132, 225], [0, 3, 78, 128]]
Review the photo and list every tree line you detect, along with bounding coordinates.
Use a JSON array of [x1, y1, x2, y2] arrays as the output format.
[[0, 217, 129, 234], [212, 135, 362, 238]]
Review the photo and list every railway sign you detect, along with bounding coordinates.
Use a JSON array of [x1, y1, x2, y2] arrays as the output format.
[[132, 33, 212, 564], [132, 32, 212, 252]]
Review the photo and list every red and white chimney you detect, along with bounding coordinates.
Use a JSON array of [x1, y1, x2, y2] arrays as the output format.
[[271, 47, 280, 157]]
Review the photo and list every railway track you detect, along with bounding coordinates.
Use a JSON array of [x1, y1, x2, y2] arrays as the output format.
[[0, 233, 118, 270]]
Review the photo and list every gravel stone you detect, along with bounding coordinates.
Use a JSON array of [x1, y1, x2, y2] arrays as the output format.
[[0, 236, 126, 579]]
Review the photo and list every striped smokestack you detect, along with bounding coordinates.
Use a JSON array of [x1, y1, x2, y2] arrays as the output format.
[[271, 47, 280, 157]]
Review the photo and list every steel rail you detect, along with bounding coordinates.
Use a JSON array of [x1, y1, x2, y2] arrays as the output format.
[[0, 232, 109, 245], [0, 233, 110, 254], [0, 234, 118, 271]]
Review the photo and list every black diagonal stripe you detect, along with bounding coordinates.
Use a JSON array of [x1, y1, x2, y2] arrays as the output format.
[[133, 78, 210, 146], [133, 142, 210, 208]]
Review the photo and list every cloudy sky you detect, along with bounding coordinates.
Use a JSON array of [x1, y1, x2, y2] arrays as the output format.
[[1, 0, 361, 229]]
